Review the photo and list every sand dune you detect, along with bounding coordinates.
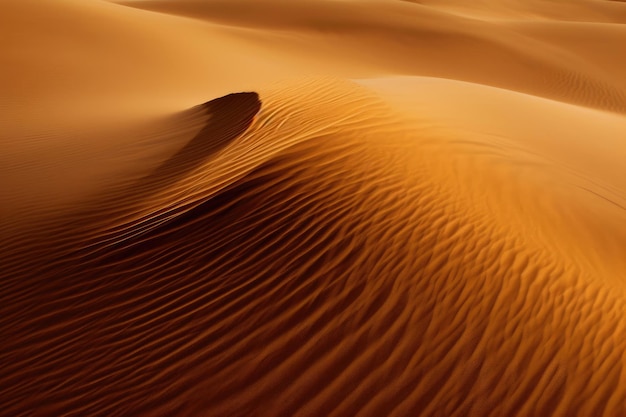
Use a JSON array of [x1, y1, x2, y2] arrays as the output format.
[[123, 0, 626, 113], [1, 0, 626, 416]]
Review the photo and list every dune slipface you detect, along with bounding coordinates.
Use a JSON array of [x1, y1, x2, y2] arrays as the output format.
[[2, 0, 626, 416]]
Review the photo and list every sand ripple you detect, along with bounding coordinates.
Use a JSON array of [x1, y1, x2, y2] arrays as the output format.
[[2, 79, 626, 416]]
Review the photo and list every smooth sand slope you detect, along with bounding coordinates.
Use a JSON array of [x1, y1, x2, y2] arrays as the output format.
[[1, 0, 626, 416]]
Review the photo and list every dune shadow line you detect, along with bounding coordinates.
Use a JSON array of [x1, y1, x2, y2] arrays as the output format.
[[144, 91, 261, 189]]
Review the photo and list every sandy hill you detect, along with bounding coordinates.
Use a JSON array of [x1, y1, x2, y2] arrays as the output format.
[[1, 0, 625, 416]]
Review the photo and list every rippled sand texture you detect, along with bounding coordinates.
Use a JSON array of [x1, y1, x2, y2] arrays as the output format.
[[2, 1, 626, 416]]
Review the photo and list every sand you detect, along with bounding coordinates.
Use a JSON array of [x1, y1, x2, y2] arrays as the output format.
[[1, 0, 626, 416]]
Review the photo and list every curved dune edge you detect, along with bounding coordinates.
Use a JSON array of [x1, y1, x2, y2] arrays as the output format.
[[121, 0, 626, 115], [1, 78, 626, 416], [0, 91, 262, 278]]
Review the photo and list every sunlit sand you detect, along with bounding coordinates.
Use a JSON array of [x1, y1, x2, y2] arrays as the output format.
[[1, 0, 626, 415]]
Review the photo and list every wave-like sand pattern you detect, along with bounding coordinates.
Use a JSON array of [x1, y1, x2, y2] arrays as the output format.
[[2, 79, 626, 416], [3, 0, 626, 415]]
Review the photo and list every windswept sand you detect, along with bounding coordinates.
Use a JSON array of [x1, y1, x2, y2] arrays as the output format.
[[1, 0, 626, 416]]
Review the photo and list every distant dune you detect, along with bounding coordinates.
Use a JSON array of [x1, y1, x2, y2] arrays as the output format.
[[1, 0, 625, 416]]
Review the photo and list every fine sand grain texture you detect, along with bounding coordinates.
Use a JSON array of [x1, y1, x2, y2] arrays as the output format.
[[1, 0, 626, 416]]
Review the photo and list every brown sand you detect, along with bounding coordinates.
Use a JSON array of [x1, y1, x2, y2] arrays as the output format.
[[1, 0, 626, 416]]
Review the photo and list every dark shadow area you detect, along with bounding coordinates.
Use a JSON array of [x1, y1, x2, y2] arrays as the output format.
[[8, 91, 263, 258], [144, 91, 261, 188]]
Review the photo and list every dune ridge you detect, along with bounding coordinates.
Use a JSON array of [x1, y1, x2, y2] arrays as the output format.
[[122, 0, 626, 114]]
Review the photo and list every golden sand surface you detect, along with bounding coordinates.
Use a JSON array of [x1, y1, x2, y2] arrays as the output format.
[[1, 1, 625, 415]]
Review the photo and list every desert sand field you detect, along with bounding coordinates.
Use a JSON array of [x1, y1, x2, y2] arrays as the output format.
[[1, 0, 626, 416]]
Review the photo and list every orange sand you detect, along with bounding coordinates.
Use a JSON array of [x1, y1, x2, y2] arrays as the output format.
[[1, 0, 626, 416]]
